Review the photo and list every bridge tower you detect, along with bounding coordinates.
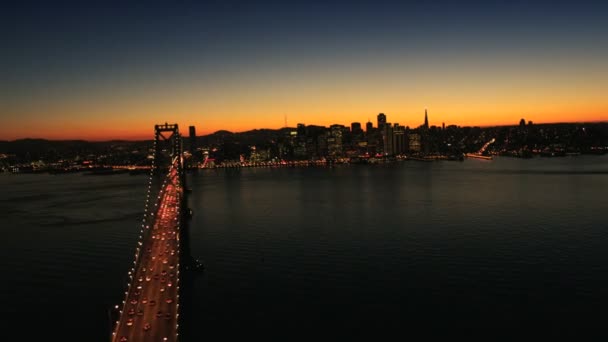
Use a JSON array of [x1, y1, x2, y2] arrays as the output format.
[[153, 123, 183, 174], [153, 123, 188, 194]]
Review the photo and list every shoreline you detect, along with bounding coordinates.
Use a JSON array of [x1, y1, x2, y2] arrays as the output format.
[[3, 153, 607, 174]]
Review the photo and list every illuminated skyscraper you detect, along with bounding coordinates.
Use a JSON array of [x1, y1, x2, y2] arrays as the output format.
[[382, 122, 394, 155], [328, 124, 344, 157], [377, 113, 387, 153], [393, 124, 406, 155]]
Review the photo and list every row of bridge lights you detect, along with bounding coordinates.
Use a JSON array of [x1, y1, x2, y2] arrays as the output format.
[[167, 132, 183, 339], [167, 133, 183, 339], [113, 132, 183, 341], [112, 135, 159, 338], [169, 136, 183, 339], [174, 150, 182, 340]]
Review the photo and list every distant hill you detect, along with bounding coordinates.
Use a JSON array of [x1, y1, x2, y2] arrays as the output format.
[[0, 139, 151, 162]]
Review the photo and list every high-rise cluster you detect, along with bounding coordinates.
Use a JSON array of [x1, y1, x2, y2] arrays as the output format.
[[280, 110, 438, 159]]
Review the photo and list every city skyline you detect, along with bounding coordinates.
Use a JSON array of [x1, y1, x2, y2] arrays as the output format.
[[2, 110, 605, 142], [3, 2, 608, 338], [3, 0, 608, 140]]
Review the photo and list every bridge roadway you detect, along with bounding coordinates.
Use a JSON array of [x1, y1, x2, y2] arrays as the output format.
[[113, 167, 182, 342]]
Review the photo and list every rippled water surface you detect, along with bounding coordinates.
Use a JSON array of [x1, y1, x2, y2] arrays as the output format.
[[1, 156, 607, 339]]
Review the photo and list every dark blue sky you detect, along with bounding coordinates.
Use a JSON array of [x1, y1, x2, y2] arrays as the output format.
[[4, 0, 606, 86], [2, 0, 607, 138]]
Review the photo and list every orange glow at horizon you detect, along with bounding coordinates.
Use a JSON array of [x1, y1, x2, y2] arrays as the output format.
[[3, 107, 606, 141], [4, 0, 608, 141], [4, 89, 608, 140], [3, 58, 607, 140]]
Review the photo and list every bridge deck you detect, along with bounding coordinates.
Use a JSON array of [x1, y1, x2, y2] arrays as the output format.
[[113, 167, 182, 342]]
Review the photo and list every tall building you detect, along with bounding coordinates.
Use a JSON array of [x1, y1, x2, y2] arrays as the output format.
[[377, 113, 387, 153], [328, 124, 345, 157], [382, 122, 394, 155], [351, 122, 362, 135], [377, 113, 387, 130], [421, 110, 430, 154], [189, 125, 196, 153], [393, 124, 406, 155], [366, 121, 373, 133], [188, 125, 197, 166], [305, 125, 326, 158]]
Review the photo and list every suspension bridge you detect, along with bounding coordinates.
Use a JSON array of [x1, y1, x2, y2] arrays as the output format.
[[111, 123, 195, 342]]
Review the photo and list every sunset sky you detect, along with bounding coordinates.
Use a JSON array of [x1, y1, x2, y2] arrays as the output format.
[[2, 0, 607, 140]]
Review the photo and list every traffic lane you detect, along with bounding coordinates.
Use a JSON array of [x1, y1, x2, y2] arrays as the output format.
[[116, 195, 169, 340], [115, 184, 177, 341], [138, 196, 178, 339], [114, 170, 181, 341], [131, 191, 180, 340]]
